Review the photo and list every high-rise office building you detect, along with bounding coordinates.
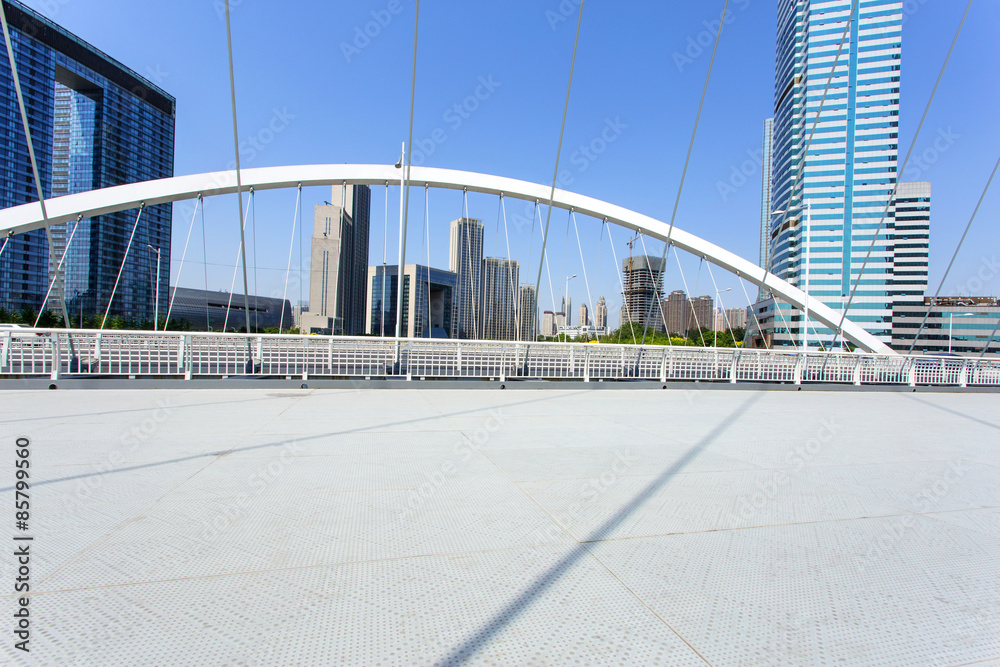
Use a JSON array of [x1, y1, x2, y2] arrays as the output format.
[[518, 285, 537, 341], [764, 0, 903, 347], [481, 258, 519, 341], [366, 264, 456, 338], [0, 0, 175, 320], [561, 296, 572, 327], [578, 303, 589, 328], [301, 185, 371, 335], [757, 117, 774, 302], [891, 182, 930, 309], [621, 255, 666, 332], [595, 296, 608, 330], [449, 217, 484, 339]]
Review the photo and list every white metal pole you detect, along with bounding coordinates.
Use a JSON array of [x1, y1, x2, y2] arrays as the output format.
[[803, 202, 810, 351], [396, 142, 406, 338], [155, 248, 161, 330]]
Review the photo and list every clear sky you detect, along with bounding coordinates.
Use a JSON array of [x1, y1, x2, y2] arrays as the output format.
[[18, 0, 1000, 325]]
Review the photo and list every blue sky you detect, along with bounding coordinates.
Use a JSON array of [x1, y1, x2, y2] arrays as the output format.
[[19, 0, 1000, 324]]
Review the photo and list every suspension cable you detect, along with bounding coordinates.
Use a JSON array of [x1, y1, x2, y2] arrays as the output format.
[[832, 0, 972, 351], [252, 187, 259, 332], [532, 0, 585, 324], [636, 234, 673, 345], [201, 197, 210, 331], [2, 3, 70, 327], [907, 154, 999, 355], [500, 196, 518, 342], [279, 187, 301, 334], [424, 184, 431, 337], [605, 223, 637, 346], [705, 261, 737, 347], [397, 0, 421, 339], [381, 182, 389, 336], [738, 276, 769, 350], [640, 0, 729, 334], [35, 214, 82, 326], [101, 205, 145, 329], [223, 0, 252, 338], [223, 192, 253, 332], [164, 196, 201, 329]]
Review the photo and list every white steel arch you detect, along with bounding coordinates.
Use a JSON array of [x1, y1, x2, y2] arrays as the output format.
[[0, 164, 894, 354]]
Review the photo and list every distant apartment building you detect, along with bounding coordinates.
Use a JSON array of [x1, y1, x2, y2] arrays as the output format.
[[481, 258, 519, 341], [561, 296, 572, 327], [449, 217, 484, 339], [301, 185, 371, 335], [541, 310, 556, 337], [578, 303, 589, 328], [724, 307, 748, 330]]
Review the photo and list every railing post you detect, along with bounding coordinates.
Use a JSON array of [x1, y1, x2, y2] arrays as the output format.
[[958, 359, 968, 388], [176, 333, 185, 376], [907, 358, 917, 387], [584, 346, 590, 382], [499, 344, 507, 382], [328, 337, 334, 375], [1, 331, 9, 372], [301, 337, 308, 381], [183, 335, 192, 380], [50, 332, 60, 381], [793, 352, 803, 385], [569, 345, 575, 380], [853, 357, 863, 386], [729, 350, 739, 384], [456, 342, 462, 374], [659, 348, 667, 383], [405, 340, 412, 381]]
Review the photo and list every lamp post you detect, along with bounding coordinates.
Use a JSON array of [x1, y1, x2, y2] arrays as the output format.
[[948, 312, 974, 354], [146, 244, 161, 331], [714, 287, 732, 347], [564, 274, 576, 337]]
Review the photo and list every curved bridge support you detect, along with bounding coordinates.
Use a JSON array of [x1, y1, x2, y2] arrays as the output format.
[[0, 164, 894, 354]]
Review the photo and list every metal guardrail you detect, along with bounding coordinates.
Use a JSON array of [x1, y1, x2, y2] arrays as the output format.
[[1, 329, 998, 387]]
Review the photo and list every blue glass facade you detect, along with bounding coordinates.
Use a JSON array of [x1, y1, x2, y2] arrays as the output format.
[[0, 0, 174, 321], [766, 0, 902, 347]]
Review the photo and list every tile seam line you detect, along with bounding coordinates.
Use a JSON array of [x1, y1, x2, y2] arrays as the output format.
[[16, 538, 599, 597], [2, 390, 314, 612], [574, 507, 1000, 543]]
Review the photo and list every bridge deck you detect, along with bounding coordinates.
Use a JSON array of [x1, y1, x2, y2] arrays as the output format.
[[2, 388, 998, 665]]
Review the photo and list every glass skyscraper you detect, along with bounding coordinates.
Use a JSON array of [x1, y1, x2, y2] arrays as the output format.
[[0, 0, 175, 320], [765, 0, 902, 347], [448, 217, 483, 339]]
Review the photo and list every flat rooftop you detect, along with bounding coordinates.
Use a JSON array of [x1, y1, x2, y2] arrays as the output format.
[[2, 387, 998, 665]]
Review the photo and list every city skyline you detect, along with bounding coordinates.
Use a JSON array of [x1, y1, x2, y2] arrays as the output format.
[[2, 1, 997, 337]]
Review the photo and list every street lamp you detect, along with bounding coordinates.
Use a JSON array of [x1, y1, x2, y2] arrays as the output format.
[[146, 244, 161, 331], [948, 312, 974, 354], [714, 287, 732, 347], [564, 274, 576, 333]]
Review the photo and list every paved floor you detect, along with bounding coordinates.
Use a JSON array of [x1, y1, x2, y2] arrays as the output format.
[[0, 387, 998, 666]]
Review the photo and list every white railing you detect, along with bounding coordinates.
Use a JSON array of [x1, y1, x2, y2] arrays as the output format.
[[1, 329, 998, 387]]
